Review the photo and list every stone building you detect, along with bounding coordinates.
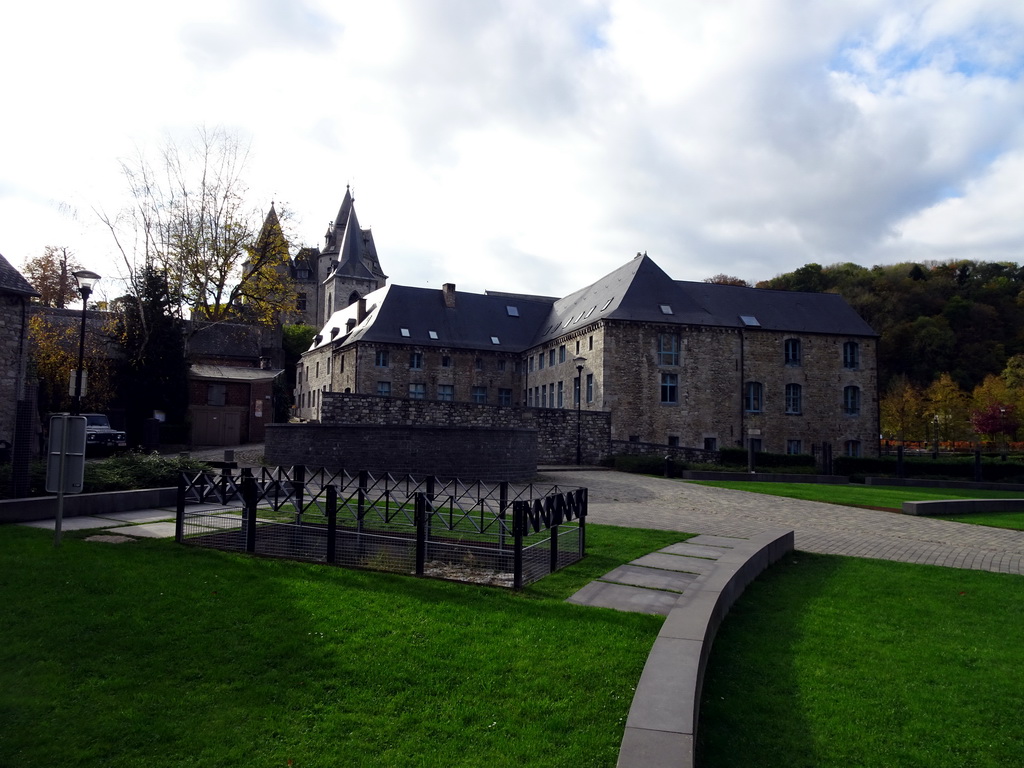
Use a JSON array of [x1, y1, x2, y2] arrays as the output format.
[[280, 187, 387, 328], [0, 253, 40, 485], [296, 253, 879, 457]]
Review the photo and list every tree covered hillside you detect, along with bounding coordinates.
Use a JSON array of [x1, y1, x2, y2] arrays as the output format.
[[758, 260, 1024, 393]]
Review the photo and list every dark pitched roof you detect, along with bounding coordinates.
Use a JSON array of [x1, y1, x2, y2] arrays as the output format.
[[311, 284, 554, 353], [310, 254, 876, 353], [532, 253, 876, 344], [322, 187, 386, 283], [0, 252, 40, 297]]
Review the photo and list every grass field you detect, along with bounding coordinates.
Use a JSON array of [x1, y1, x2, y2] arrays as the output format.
[[0, 523, 685, 768], [935, 511, 1024, 531], [698, 552, 1024, 767]]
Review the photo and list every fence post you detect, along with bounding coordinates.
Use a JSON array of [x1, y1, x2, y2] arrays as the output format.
[[175, 472, 186, 543], [426, 476, 436, 543], [498, 481, 509, 552], [415, 492, 427, 576], [513, 501, 524, 590], [291, 464, 306, 525], [242, 468, 257, 554], [578, 488, 588, 556], [549, 521, 559, 574], [974, 449, 983, 482], [326, 485, 337, 564]]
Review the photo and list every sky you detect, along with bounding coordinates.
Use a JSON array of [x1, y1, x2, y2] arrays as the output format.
[[2, 0, 1024, 306]]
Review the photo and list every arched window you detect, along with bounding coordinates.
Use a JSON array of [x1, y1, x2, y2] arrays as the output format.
[[348, 291, 360, 307]]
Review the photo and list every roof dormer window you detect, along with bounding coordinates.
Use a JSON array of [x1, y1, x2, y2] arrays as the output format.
[[428, 330, 439, 340], [400, 328, 411, 337], [660, 304, 673, 315], [506, 306, 519, 317]]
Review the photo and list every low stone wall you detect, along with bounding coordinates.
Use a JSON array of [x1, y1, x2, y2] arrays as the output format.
[[0, 487, 178, 524], [266, 423, 538, 481], [318, 392, 611, 464], [902, 499, 1024, 516]]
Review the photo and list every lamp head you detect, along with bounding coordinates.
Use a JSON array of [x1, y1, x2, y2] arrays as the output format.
[[73, 269, 101, 296]]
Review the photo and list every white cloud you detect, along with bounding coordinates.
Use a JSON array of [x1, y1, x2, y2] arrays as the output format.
[[2, 0, 1024, 301]]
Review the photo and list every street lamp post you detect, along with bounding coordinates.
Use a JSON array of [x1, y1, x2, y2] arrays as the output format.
[[573, 355, 586, 464], [70, 270, 101, 416]]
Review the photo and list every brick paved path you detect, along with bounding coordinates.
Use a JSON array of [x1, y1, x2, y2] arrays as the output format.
[[541, 469, 1024, 575]]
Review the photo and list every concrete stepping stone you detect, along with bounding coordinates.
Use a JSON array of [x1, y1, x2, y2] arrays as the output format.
[[601, 564, 698, 592], [631, 552, 717, 573], [659, 542, 726, 559], [567, 581, 680, 615], [105, 522, 178, 539]]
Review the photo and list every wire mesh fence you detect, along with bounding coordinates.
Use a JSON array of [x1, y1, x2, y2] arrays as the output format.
[[175, 466, 587, 589]]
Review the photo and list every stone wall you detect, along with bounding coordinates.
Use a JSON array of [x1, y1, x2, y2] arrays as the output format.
[[0, 296, 29, 447], [307, 391, 611, 464], [265, 423, 538, 481]]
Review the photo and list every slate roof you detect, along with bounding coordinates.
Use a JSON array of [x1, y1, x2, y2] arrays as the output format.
[[0, 252, 40, 297], [532, 254, 876, 344], [310, 284, 554, 353], [323, 187, 386, 283], [309, 254, 876, 352]]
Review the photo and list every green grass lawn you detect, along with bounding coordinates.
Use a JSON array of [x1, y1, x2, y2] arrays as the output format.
[[935, 511, 1024, 531], [0, 523, 685, 768], [690, 480, 1024, 511], [698, 553, 1024, 767]]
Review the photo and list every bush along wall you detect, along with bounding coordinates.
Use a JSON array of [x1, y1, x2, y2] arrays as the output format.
[[719, 448, 817, 471]]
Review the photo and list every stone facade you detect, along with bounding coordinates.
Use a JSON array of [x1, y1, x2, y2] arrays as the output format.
[[265, 422, 539, 481], [294, 254, 880, 459], [311, 391, 610, 464]]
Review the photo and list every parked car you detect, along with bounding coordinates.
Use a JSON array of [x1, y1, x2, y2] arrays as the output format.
[[82, 413, 128, 455]]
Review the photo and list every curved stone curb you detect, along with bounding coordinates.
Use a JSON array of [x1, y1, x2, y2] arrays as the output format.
[[616, 528, 794, 768]]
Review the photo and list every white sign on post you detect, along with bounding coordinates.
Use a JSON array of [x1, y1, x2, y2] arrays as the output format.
[[68, 369, 87, 397], [46, 415, 87, 494]]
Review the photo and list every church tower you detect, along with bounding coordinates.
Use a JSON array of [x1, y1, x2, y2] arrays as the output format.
[[317, 186, 387, 326]]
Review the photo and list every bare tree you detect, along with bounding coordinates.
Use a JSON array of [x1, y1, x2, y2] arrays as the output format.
[[98, 126, 295, 326], [703, 274, 751, 287], [22, 246, 83, 308]]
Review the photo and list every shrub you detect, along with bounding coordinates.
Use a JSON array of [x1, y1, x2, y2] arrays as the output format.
[[720, 448, 816, 470]]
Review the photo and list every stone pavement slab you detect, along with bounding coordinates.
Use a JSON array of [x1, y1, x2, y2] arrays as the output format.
[[105, 522, 178, 539], [569, 581, 681, 615], [601, 564, 698, 592], [97, 510, 176, 524], [631, 552, 717, 574]]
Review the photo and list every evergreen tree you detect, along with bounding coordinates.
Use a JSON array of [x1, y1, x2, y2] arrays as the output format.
[[114, 266, 189, 445]]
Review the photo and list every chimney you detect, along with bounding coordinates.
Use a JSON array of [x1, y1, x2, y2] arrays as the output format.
[[443, 283, 456, 309], [357, 297, 367, 322]]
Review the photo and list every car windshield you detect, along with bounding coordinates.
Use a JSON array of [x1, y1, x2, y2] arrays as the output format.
[[85, 415, 110, 428]]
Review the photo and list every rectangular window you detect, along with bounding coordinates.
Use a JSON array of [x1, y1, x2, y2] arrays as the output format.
[[429, 330, 439, 339], [527, 388, 534, 407], [541, 385, 548, 408], [668, 435, 680, 447], [375, 350, 389, 367], [315, 361, 320, 377], [784, 338, 801, 365], [661, 372, 678, 404], [296, 293, 307, 311], [409, 352, 423, 369], [549, 349, 556, 366], [498, 388, 512, 406], [744, 381, 763, 412], [538, 354, 545, 370], [207, 384, 227, 406], [475, 358, 483, 371], [409, 382, 426, 400], [787, 439, 803, 455], [785, 383, 802, 414], [497, 359, 506, 372], [472, 386, 487, 404], [844, 385, 861, 416], [843, 341, 860, 369], [528, 356, 534, 372], [377, 381, 391, 397], [588, 335, 593, 351], [441, 355, 452, 368], [559, 345, 566, 363], [557, 380, 564, 408], [573, 377, 580, 406], [586, 373, 594, 403], [845, 440, 862, 457], [327, 357, 332, 374], [437, 384, 454, 401], [658, 333, 680, 366], [703, 437, 718, 451]]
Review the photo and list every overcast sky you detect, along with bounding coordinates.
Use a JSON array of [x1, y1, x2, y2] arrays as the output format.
[[2, 0, 1023, 305]]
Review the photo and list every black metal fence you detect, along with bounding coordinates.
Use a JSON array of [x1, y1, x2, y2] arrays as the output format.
[[175, 466, 587, 589]]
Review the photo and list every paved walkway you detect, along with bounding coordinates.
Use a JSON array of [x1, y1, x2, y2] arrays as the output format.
[[540, 469, 1024, 575]]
